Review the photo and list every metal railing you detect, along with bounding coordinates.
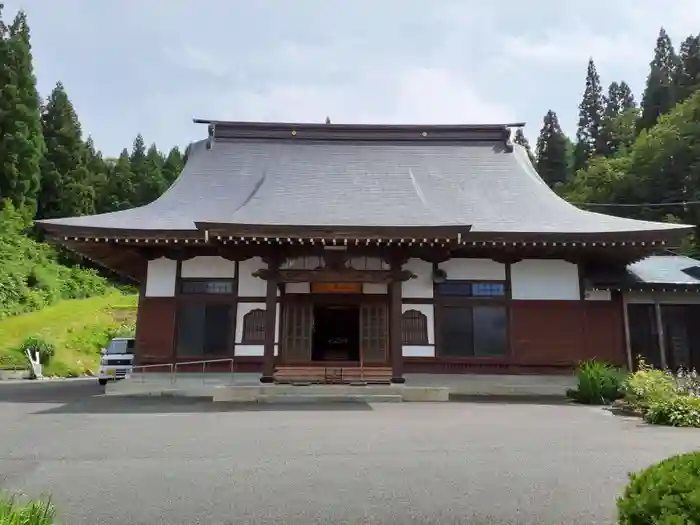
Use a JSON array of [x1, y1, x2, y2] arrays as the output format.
[[130, 358, 235, 384]]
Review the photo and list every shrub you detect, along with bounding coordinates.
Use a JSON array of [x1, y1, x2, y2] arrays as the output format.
[[622, 359, 676, 412], [0, 493, 56, 525], [19, 335, 56, 365], [644, 395, 700, 427], [567, 359, 626, 404], [617, 451, 700, 524], [675, 368, 700, 397]]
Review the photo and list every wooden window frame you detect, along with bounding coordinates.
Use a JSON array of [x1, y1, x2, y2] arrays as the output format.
[[241, 308, 266, 344], [179, 278, 236, 296], [401, 309, 429, 346], [434, 277, 511, 360]]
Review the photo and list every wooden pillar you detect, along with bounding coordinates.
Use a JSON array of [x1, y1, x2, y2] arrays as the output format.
[[260, 261, 279, 383], [389, 265, 405, 384], [654, 296, 668, 370], [621, 292, 633, 370]]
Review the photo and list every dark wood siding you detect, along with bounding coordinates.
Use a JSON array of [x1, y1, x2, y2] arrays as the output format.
[[135, 297, 176, 364]]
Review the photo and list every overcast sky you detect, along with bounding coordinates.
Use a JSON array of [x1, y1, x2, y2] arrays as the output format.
[[4, 0, 699, 156]]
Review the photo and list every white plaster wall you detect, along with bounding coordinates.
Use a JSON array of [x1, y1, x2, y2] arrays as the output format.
[[145, 257, 177, 297], [238, 257, 273, 297], [235, 303, 281, 344], [585, 289, 612, 301], [626, 291, 700, 304], [402, 345, 435, 357], [363, 283, 387, 294], [511, 259, 580, 300], [439, 258, 506, 280], [234, 345, 279, 357], [286, 282, 310, 294], [181, 256, 236, 278], [403, 259, 434, 298], [401, 303, 435, 344], [235, 345, 264, 357]]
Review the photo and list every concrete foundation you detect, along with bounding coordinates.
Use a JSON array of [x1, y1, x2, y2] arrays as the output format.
[[105, 373, 574, 403]]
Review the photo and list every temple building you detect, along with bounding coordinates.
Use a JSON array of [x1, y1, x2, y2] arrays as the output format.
[[38, 121, 698, 383]]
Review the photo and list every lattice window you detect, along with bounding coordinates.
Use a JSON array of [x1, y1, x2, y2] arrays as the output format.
[[180, 279, 234, 294], [361, 303, 388, 363], [402, 309, 429, 345], [242, 309, 266, 343]]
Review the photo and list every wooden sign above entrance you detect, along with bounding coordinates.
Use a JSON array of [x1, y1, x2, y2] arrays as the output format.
[[311, 282, 362, 294]]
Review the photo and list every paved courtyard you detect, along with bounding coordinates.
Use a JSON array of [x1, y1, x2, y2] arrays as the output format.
[[1, 380, 699, 525]]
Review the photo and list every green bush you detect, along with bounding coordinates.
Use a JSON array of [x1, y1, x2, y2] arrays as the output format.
[[0, 201, 113, 319], [676, 368, 700, 398], [0, 493, 56, 525], [19, 335, 56, 365], [567, 359, 626, 404], [617, 451, 700, 524], [622, 359, 676, 411], [644, 395, 700, 427]]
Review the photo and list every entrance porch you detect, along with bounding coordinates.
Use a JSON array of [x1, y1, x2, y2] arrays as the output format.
[[106, 372, 575, 401], [255, 252, 411, 384]]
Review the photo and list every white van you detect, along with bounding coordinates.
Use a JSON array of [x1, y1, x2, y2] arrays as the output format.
[[98, 337, 135, 385]]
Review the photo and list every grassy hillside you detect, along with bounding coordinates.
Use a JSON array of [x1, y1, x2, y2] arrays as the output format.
[[0, 203, 119, 319], [0, 293, 138, 377]]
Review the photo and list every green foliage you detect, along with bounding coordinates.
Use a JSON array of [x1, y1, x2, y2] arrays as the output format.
[[18, 334, 55, 364], [675, 368, 700, 397], [0, 8, 45, 214], [567, 359, 626, 405], [0, 201, 111, 319], [644, 395, 700, 427], [0, 294, 137, 377], [37, 82, 91, 219], [622, 358, 677, 411], [617, 451, 700, 524], [638, 27, 679, 132], [675, 34, 700, 105], [0, 494, 56, 525], [535, 110, 570, 187], [574, 58, 605, 172]]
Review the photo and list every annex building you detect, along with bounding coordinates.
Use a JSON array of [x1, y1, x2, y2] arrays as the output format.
[[39, 121, 699, 383]]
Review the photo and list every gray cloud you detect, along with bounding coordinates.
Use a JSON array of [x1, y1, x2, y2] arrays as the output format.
[[3, 0, 697, 154]]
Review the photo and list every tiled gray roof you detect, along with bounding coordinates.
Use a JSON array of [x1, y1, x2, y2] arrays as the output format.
[[39, 136, 692, 235], [586, 255, 700, 289], [627, 255, 700, 286]]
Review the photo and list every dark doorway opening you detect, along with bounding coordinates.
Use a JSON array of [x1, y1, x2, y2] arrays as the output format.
[[312, 305, 360, 362]]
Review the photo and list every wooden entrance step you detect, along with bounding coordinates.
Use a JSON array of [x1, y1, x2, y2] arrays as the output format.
[[273, 366, 392, 385]]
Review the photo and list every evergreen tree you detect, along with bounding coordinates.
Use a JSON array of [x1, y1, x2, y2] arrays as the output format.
[[104, 149, 136, 211], [0, 9, 44, 214], [138, 143, 167, 205], [535, 110, 569, 188], [129, 134, 147, 174], [84, 136, 110, 213], [162, 146, 184, 185], [599, 81, 638, 157], [37, 82, 90, 219], [573, 58, 604, 171], [674, 34, 700, 104], [617, 81, 636, 110], [638, 27, 678, 132], [513, 128, 536, 165]]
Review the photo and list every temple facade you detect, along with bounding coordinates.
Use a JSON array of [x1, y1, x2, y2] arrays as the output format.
[[38, 121, 697, 382]]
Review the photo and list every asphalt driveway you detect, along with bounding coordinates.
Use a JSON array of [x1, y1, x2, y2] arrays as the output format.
[[1, 380, 698, 525]]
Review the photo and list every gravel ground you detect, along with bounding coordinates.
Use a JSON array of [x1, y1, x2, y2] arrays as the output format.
[[1, 380, 698, 525]]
